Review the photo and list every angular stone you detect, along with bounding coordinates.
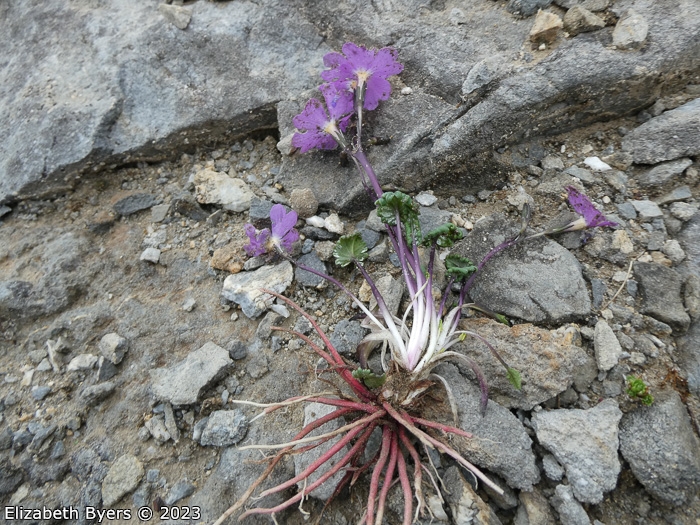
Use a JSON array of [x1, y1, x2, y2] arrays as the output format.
[[112, 193, 157, 217], [454, 214, 591, 323], [678, 321, 700, 396], [294, 252, 327, 288], [194, 169, 254, 213], [619, 391, 700, 505], [532, 399, 622, 504], [150, 342, 232, 406], [549, 484, 591, 525], [329, 319, 367, 356], [455, 319, 587, 410], [630, 200, 663, 220], [529, 10, 563, 45], [656, 185, 693, 205], [99, 333, 128, 365], [210, 244, 244, 274], [622, 98, 700, 164], [443, 466, 503, 525], [515, 488, 556, 525], [563, 6, 605, 36], [633, 262, 690, 331], [508, 0, 553, 17], [612, 9, 648, 50], [593, 320, 622, 372], [157, 3, 191, 30], [636, 158, 693, 188], [428, 364, 540, 491], [221, 261, 294, 319], [101, 454, 144, 506], [199, 410, 248, 447]]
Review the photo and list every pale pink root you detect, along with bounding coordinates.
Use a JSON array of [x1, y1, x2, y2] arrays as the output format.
[[409, 415, 473, 439], [396, 442, 413, 525], [366, 426, 392, 525], [307, 397, 381, 414], [398, 426, 424, 521], [240, 422, 379, 520], [374, 430, 399, 525], [258, 418, 368, 498]]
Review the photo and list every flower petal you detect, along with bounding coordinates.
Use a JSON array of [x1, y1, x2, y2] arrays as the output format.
[[270, 204, 298, 238], [364, 76, 392, 110], [292, 99, 329, 130], [320, 83, 354, 121], [371, 47, 404, 77], [292, 130, 337, 153]]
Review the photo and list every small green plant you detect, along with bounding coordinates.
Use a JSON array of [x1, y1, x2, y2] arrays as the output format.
[[626, 375, 654, 406]]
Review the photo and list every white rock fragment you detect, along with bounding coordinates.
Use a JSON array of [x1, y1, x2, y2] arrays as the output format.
[[140, 247, 161, 263], [415, 192, 438, 206], [101, 454, 145, 506], [401, 86, 413, 95], [157, 3, 192, 30], [67, 354, 99, 371], [182, 298, 196, 312], [324, 213, 345, 234], [221, 261, 294, 319], [306, 215, 326, 228], [583, 157, 612, 172], [194, 168, 254, 212]]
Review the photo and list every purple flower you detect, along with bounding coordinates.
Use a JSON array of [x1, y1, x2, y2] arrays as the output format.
[[244, 223, 270, 257], [291, 84, 354, 153], [565, 186, 618, 230], [321, 42, 403, 111], [243, 204, 299, 257], [269, 203, 299, 252]]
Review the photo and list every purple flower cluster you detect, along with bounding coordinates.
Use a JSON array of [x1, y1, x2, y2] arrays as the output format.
[[291, 42, 403, 153], [244, 204, 299, 257]]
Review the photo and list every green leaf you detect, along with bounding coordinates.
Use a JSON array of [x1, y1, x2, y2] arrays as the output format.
[[445, 254, 477, 281], [506, 368, 522, 390], [422, 223, 464, 248], [375, 191, 421, 244], [333, 233, 369, 267], [495, 313, 509, 326], [352, 368, 387, 389]]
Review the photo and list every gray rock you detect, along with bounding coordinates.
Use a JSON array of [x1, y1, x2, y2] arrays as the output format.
[[28, 424, 57, 453], [329, 319, 367, 357], [563, 6, 605, 36], [165, 478, 196, 506], [670, 202, 699, 222], [294, 252, 327, 288], [633, 262, 690, 331], [455, 320, 587, 410], [113, 193, 157, 217], [157, 3, 191, 30], [555, 0, 609, 11], [590, 278, 606, 308], [139, 247, 161, 264], [367, 274, 404, 317], [443, 466, 503, 525], [150, 341, 232, 406], [541, 155, 565, 171], [636, 158, 693, 187], [678, 321, 700, 395], [622, 98, 700, 164], [99, 333, 128, 365], [80, 382, 116, 407], [612, 9, 648, 50], [594, 320, 622, 372], [619, 391, 700, 505], [454, 214, 591, 323], [542, 454, 565, 481], [289, 188, 318, 219], [97, 357, 118, 382], [199, 410, 248, 447], [419, 206, 453, 236], [514, 488, 556, 525], [31, 385, 52, 401], [429, 364, 540, 490], [150, 203, 170, 223], [145, 415, 171, 444], [564, 166, 596, 184], [656, 185, 693, 205], [532, 399, 622, 504], [101, 454, 144, 506], [293, 402, 349, 501], [630, 200, 663, 220], [162, 402, 179, 444], [549, 484, 591, 525], [0, 1, 328, 204], [227, 340, 248, 361], [171, 192, 208, 222], [507, 0, 553, 17], [221, 261, 294, 319]]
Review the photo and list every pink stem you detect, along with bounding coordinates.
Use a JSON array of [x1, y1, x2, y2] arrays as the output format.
[[366, 426, 392, 525], [307, 397, 381, 414], [240, 422, 379, 519], [396, 442, 413, 525], [264, 289, 375, 401], [408, 415, 473, 439], [399, 427, 423, 520], [258, 411, 385, 498], [375, 430, 399, 525]]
